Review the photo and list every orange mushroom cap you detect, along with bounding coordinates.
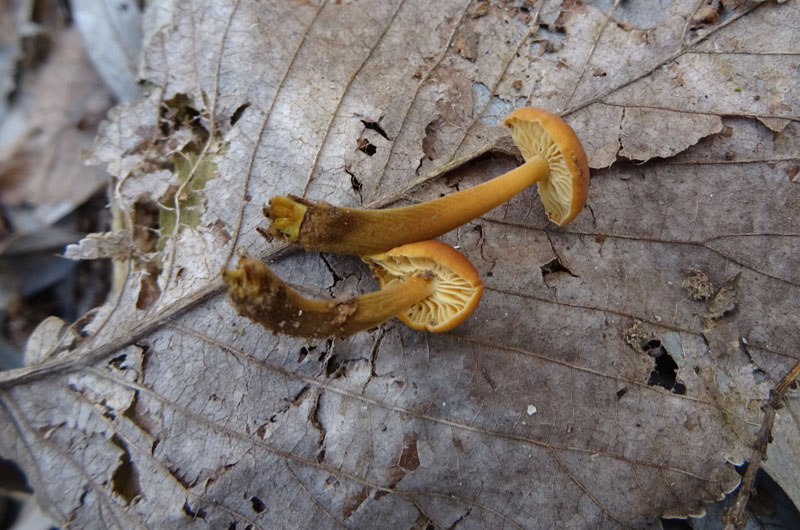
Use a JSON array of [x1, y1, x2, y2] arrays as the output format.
[[504, 107, 590, 226], [362, 240, 484, 332]]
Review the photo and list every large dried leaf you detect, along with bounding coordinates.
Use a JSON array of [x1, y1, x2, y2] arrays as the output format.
[[0, 26, 113, 219], [2, 1, 799, 528]]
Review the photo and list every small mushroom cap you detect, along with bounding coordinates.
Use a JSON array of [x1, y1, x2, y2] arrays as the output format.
[[363, 240, 483, 332], [504, 107, 590, 226]]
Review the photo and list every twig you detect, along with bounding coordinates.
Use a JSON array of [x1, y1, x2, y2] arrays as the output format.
[[722, 361, 800, 530]]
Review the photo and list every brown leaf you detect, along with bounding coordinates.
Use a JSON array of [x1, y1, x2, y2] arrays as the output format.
[[1, 1, 799, 528], [0, 28, 113, 211]]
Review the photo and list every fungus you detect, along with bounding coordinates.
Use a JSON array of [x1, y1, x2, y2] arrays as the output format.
[[222, 242, 482, 338], [362, 240, 483, 332], [265, 107, 589, 255]]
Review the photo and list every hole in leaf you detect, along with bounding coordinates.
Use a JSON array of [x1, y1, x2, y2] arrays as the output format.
[[161, 94, 207, 144], [357, 138, 377, 156], [643, 339, 661, 352], [350, 173, 363, 193], [660, 518, 692, 530], [0, 457, 32, 494], [110, 435, 141, 505], [325, 355, 342, 378], [250, 496, 266, 514], [361, 119, 389, 140], [230, 102, 250, 126], [646, 346, 686, 394], [298, 346, 309, 363], [109, 354, 127, 369], [540, 257, 574, 277], [291, 386, 310, 406], [136, 273, 160, 310], [132, 199, 162, 309]]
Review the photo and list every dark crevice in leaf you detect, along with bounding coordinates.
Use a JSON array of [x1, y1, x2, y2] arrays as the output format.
[[250, 496, 265, 514], [135, 272, 161, 310], [645, 341, 687, 395], [110, 435, 141, 505], [297, 345, 316, 363], [131, 199, 161, 249], [315, 339, 334, 364], [543, 233, 578, 282], [291, 385, 311, 406], [132, 199, 162, 310], [230, 102, 250, 126], [307, 390, 326, 446], [540, 257, 576, 278], [169, 465, 198, 489], [325, 354, 343, 378], [0, 456, 32, 494], [319, 253, 342, 293], [101, 401, 116, 421], [749, 468, 800, 526], [357, 137, 377, 156], [660, 517, 692, 529], [446, 508, 471, 530], [108, 353, 127, 369], [360, 119, 389, 140], [368, 330, 385, 379], [161, 94, 208, 146], [344, 165, 363, 203]]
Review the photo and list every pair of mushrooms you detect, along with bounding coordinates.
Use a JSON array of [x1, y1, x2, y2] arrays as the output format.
[[223, 108, 589, 338]]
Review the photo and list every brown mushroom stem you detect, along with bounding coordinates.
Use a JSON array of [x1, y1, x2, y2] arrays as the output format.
[[222, 256, 435, 339], [266, 155, 550, 255]]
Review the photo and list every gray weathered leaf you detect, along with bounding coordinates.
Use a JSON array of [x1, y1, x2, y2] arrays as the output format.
[[70, 0, 144, 102], [1, 1, 799, 529], [63, 231, 139, 262]]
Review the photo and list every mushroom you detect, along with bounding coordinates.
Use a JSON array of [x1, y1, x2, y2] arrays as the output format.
[[223, 241, 482, 338], [362, 240, 483, 332], [265, 107, 589, 255]]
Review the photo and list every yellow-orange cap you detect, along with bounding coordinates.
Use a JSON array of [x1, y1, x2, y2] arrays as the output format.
[[504, 107, 590, 226], [362, 240, 483, 332]]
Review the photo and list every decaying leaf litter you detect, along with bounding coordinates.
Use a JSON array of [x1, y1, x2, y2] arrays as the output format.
[[1, 0, 799, 529]]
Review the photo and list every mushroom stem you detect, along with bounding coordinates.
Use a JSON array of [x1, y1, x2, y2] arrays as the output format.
[[222, 256, 435, 339], [266, 155, 550, 255]]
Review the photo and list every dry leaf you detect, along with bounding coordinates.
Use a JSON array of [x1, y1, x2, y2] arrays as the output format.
[[0, 27, 113, 214], [70, 0, 144, 102], [1, 1, 799, 528], [63, 231, 139, 262]]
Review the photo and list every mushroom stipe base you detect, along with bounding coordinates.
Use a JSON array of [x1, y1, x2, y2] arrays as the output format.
[[222, 256, 436, 339]]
